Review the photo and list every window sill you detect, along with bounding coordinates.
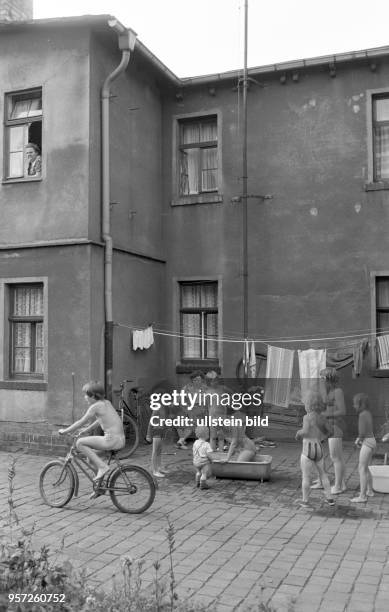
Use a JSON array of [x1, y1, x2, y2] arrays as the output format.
[[176, 361, 220, 374], [2, 177, 42, 185], [0, 380, 47, 390], [369, 369, 389, 377], [365, 181, 389, 192], [171, 194, 223, 206]]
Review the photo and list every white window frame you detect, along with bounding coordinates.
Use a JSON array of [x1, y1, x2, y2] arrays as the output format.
[[3, 87, 43, 182]]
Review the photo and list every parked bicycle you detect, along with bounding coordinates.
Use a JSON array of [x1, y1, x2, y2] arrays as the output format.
[[39, 434, 156, 514], [114, 380, 152, 459]]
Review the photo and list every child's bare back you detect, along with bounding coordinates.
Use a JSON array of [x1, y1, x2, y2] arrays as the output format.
[[86, 399, 124, 436], [297, 412, 328, 441]]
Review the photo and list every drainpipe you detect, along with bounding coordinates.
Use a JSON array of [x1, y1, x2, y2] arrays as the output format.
[[101, 19, 137, 400]]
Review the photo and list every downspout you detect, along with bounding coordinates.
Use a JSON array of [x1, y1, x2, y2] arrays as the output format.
[[101, 19, 137, 400]]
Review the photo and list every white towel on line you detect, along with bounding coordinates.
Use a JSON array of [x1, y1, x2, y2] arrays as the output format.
[[377, 334, 389, 369], [264, 345, 294, 407], [298, 348, 326, 406], [132, 326, 154, 350]]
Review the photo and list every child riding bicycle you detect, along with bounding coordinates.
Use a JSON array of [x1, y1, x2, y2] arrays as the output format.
[[58, 381, 125, 493]]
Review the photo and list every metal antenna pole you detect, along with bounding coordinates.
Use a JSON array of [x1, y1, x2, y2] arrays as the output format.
[[242, 0, 249, 374]]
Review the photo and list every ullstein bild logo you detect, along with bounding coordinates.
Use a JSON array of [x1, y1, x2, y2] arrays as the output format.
[[149, 414, 269, 428]]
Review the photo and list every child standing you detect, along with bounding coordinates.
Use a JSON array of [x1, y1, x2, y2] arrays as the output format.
[[350, 393, 375, 503], [149, 415, 168, 478], [58, 381, 125, 498], [296, 392, 335, 509], [193, 426, 213, 490]]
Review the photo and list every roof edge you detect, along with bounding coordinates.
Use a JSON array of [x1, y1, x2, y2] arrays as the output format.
[[181, 44, 389, 86], [1, 16, 388, 86], [0, 14, 181, 86]]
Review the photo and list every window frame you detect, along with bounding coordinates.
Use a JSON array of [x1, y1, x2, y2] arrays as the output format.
[[180, 281, 218, 361], [0, 277, 48, 385], [3, 87, 43, 183], [173, 276, 223, 372], [172, 110, 223, 206], [366, 88, 389, 191], [370, 271, 389, 375]]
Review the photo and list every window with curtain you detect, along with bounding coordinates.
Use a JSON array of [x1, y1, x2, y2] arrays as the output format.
[[9, 284, 44, 377], [4, 88, 42, 180], [179, 116, 218, 196], [376, 277, 389, 369], [373, 95, 389, 181], [180, 282, 218, 361]]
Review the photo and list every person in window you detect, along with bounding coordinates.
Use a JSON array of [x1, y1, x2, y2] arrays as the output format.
[[25, 142, 41, 176]]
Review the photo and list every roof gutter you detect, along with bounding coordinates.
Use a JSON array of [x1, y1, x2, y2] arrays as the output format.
[[181, 45, 389, 86], [101, 18, 137, 400]]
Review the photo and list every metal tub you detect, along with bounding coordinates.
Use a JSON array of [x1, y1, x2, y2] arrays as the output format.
[[210, 452, 272, 481]]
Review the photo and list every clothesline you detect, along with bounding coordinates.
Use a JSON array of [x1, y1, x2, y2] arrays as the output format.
[[116, 321, 385, 346], [117, 320, 386, 341]]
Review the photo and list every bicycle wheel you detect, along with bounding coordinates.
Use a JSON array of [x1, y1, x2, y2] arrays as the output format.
[[109, 465, 156, 513], [39, 461, 75, 508], [116, 412, 140, 459]]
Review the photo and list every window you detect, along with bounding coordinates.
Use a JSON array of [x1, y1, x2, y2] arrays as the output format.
[[180, 281, 218, 361], [179, 116, 218, 196], [373, 95, 389, 182], [376, 277, 389, 369], [9, 284, 44, 377], [4, 88, 42, 180]]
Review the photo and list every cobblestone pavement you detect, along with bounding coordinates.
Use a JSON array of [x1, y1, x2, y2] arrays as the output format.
[[1, 441, 389, 612]]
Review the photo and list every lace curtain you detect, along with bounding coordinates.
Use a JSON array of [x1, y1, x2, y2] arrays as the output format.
[[179, 119, 217, 195], [12, 286, 44, 374], [374, 125, 389, 180], [181, 283, 218, 359]]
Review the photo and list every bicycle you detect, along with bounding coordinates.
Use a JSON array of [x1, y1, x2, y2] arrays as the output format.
[[114, 380, 152, 459], [39, 434, 156, 514]]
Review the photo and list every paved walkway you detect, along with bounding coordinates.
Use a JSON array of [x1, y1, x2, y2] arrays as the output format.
[[1, 441, 389, 612]]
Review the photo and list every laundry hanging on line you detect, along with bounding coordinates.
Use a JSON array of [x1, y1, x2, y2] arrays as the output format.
[[132, 325, 154, 351], [243, 340, 257, 378], [264, 345, 295, 408], [326, 338, 368, 377], [377, 335, 389, 369], [298, 348, 326, 406]]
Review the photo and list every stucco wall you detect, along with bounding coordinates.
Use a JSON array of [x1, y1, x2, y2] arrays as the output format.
[[89, 33, 164, 259], [162, 60, 389, 383], [0, 26, 91, 245], [0, 245, 93, 424]]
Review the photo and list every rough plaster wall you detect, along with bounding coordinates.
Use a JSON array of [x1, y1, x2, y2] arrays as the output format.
[[0, 0, 32, 21]]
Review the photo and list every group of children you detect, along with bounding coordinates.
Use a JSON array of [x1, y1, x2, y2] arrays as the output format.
[[59, 375, 378, 505], [296, 390, 376, 509]]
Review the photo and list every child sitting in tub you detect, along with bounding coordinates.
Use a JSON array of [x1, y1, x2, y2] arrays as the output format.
[[221, 408, 257, 463], [295, 392, 335, 509], [193, 426, 214, 490]]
